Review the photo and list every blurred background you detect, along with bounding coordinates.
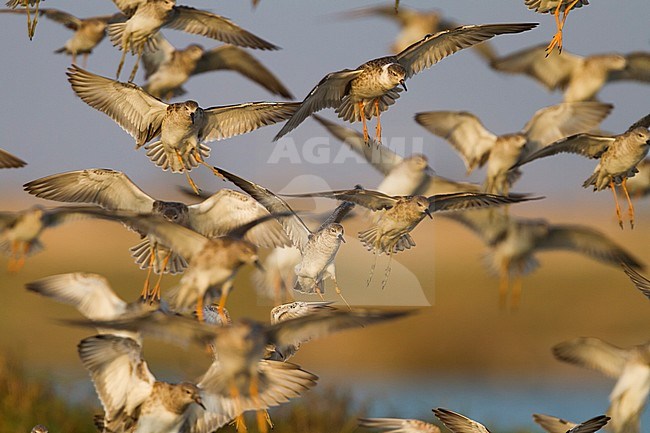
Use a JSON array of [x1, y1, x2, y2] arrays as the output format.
[[0, 1, 649, 432]]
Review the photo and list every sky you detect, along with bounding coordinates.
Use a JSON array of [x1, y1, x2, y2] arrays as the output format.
[[1, 0, 649, 209], [1, 1, 650, 430]]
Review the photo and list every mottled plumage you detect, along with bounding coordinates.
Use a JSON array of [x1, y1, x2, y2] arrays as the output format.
[[142, 33, 292, 100], [275, 23, 537, 142], [66, 65, 299, 192], [415, 101, 613, 193]]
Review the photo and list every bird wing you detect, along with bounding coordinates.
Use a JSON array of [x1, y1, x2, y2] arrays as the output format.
[[537, 225, 642, 269], [522, 102, 613, 154], [607, 360, 650, 433], [270, 301, 335, 324], [141, 32, 175, 79], [566, 416, 610, 433], [24, 168, 155, 213], [318, 200, 356, 229], [313, 115, 400, 174], [622, 263, 650, 301], [514, 134, 616, 168], [66, 65, 167, 146], [359, 418, 441, 433], [165, 6, 279, 50], [490, 43, 581, 90], [433, 408, 492, 433], [415, 111, 496, 172], [26, 273, 128, 320], [266, 309, 411, 353], [187, 360, 317, 433], [188, 189, 290, 248], [111, 0, 147, 16], [533, 414, 579, 433], [217, 167, 312, 252], [273, 69, 364, 140], [428, 192, 536, 213], [201, 102, 300, 142], [552, 337, 631, 378], [77, 335, 154, 421], [193, 45, 293, 98], [70, 309, 224, 351], [0, 148, 26, 168], [626, 113, 650, 132], [397, 23, 537, 79], [116, 214, 210, 261], [282, 188, 400, 211]]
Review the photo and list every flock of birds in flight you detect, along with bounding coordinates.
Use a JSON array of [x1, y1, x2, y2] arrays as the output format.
[[1, 0, 650, 433]]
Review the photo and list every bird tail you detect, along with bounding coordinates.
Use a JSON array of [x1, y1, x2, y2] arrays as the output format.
[[107, 22, 127, 50], [129, 239, 188, 275], [144, 141, 210, 173]]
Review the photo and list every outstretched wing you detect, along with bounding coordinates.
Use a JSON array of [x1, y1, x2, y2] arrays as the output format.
[[201, 102, 299, 142], [193, 45, 293, 99], [490, 43, 581, 90], [266, 309, 411, 352], [622, 263, 650, 301], [428, 192, 536, 213], [432, 408, 491, 433], [359, 417, 441, 433], [283, 188, 400, 211], [165, 6, 278, 50], [537, 225, 642, 269], [552, 337, 631, 379], [274, 69, 364, 140], [67, 65, 167, 146], [397, 23, 537, 79], [415, 111, 496, 172], [217, 167, 312, 252], [522, 102, 613, 155], [24, 168, 155, 213], [0, 147, 26, 168], [188, 189, 290, 248], [26, 272, 128, 320], [77, 335, 154, 422], [514, 134, 615, 168]]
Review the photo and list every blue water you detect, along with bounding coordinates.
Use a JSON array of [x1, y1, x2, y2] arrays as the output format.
[[324, 373, 648, 431]]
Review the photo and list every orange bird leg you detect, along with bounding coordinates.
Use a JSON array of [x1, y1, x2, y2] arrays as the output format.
[[374, 99, 382, 144], [498, 259, 510, 309], [150, 250, 171, 302], [359, 101, 369, 142], [545, 1, 563, 56], [194, 149, 226, 180], [195, 294, 205, 323], [7, 240, 19, 272], [140, 244, 156, 300], [510, 262, 525, 311], [175, 149, 200, 195], [229, 382, 247, 433], [610, 180, 624, 229], [621, 178, 635, 229], [251, 374, 269, 433]]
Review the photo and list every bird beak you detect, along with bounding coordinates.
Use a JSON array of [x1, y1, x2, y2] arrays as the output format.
[[339, 234, 346, 243], [425, 208, 433, 219], [400, 79, 407, 91], [190, 112, 195, 123], [254, 259, 265, 272], [195, 395, 206, 410]]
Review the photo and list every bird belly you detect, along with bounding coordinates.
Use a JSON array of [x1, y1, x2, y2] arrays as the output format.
[[133, 408, 183, 433]]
